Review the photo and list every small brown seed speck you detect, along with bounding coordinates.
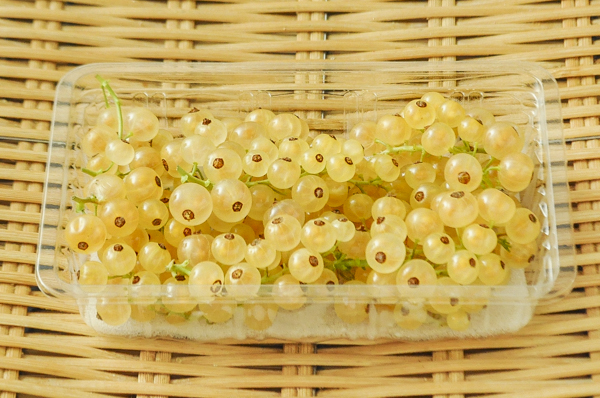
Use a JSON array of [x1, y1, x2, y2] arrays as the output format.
[[182, 209, 195, 221], [451, 191, 465, 198], [345, 157, 353, 165], [202, 118, 212, 125], [315, 154, 324, 163], [377, 216, 385, 224], [114, 217, 126, 228], [232, 201, 243, 212], [375, 251, 386, 263], [175, 275, 186, 281], [450, 297, 459, 306], [401, 306, 410, 316], [414, 191, 425, 202], [132, 276, 140, 284], [282, 157, 292, 162], [528, 255, 535, 263], [162, 159, 169, 171], [155, 176, 162, 187], [212, 158, 224, 169], [314, 220, 325, 226], [252, 154, 262, 162], [500, 261, 506, 269], [529, 214, 537, 223], [183, 228, 192, 236], [152, 218, 162, 226], [158, 243, 166, 250], [232, 269, 243, 279], [309, 255, 319, 267], [416, 100, 427, 108], [224, 233, 235, 240], [407, 277, 420, 287], [314, 187, 324, 198], [457, 171, 471, 184], [113, 244, 123, 252], [272, 217, 283, 225], [440, 236, 450, 244], [210, 280, 222, 293], [392, 159, 399, 167], [469, 258, 477, 267]]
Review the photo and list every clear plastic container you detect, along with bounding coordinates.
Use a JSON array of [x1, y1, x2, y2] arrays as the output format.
[[37, 62, 575, 340]]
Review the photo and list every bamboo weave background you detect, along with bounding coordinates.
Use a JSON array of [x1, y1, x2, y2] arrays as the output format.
[[1, 0, 600, 397]]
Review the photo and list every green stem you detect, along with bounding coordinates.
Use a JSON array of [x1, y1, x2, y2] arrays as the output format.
[[261, 267, 288, 284], [72, 195, 98, 213], [108, 271, 134, 280], [116, 170, 131, 178], [378, 143, 425, 157], [374, 139, 393, 152], [321, 243, 339, 259], [246, 178, 272, 187], [329, 257, 368, 271], [95, 75, 124, 140], [454, 228, 464, 250], [82, 163, 114, 177], [167, 260, 191, 277], [177, 166, 212, 188], [498, 237, 512, 252], [482, 157, 495, 170], [198, 167, 207, 181], [408, 241, 419, 260]]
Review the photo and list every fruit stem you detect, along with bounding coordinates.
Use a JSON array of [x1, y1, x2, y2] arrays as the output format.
[[82, 163, 114, 177], [374, 140, 425, 158], [95, 75, 124, 140], [498, 237, 512, 253], [108, 271, 134, 280], [349, 176, 384, 194], [177, 165, 212, 188], [246, 178, 271, 187], [261, 266, 288, 284], [321, 243, 339, 258], [328, 257, 367, 271], [454, 228, 465, 250], [71, 195, 98, 213], [167, 260, 191, 277], [408, 241, 419, 260]]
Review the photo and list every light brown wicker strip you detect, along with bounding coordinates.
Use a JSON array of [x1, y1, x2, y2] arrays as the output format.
[[1, 1, 600, 397]]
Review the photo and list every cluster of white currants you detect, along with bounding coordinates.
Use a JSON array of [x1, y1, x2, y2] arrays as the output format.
[[65, 77, 540, 332]]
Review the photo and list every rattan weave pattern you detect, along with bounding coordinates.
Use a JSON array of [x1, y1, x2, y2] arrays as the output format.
[[1, 0, 600, 397]]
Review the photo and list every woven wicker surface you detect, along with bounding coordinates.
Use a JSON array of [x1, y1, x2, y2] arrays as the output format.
[[1, 0, 600, 397]]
